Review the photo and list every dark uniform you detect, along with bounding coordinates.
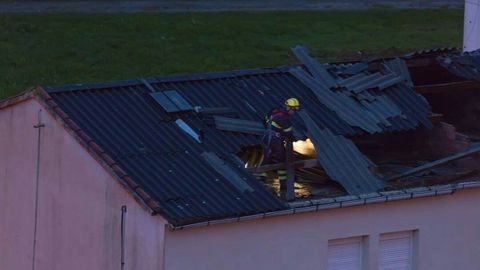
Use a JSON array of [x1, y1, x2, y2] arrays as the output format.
[[260, 108, 294, 187]]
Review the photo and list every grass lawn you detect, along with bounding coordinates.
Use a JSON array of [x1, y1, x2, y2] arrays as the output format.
[[0, 9, 463, 99]]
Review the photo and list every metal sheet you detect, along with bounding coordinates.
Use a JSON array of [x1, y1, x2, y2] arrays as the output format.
[[214, 116, 265, 135], [201, 151, 254, 193], [149, 92, 178, 113], [175, 119, 202, 143], [290, 66, 384, 133], [334, 62, 369, 75], [298, 111, 385, 194], [381, 58, 413, 87], [289, 49, 431, 134], [291, 45, 337, 88], [164, 90, 194, 111]]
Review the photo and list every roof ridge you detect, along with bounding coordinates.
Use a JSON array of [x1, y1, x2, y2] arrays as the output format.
[[44, 65, 292, 94]]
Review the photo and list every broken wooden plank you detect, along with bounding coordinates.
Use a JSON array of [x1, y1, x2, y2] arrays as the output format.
[[415, 80, 480, 94], [428, 113, 444, 124], [387, 145, 480, 181], [246, 159, 318, 173]]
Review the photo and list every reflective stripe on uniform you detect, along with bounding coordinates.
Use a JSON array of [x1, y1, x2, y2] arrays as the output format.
[[278, 169, 287, 181], [271, 121, 282, 129], [283, 126, 293, 132]]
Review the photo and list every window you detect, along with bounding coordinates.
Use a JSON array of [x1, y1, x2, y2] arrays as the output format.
[[379, 231, 415, 270], [327, 236, 364, 270]]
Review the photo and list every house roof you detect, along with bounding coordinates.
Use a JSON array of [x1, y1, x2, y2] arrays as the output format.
[[1, 47, 443, 226], [41, 49, 436, 225]]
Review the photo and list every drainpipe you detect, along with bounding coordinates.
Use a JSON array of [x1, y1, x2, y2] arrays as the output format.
[[464, 0, 480, 52], [121, 205, 127, 270], [32, 110, 44, 270]]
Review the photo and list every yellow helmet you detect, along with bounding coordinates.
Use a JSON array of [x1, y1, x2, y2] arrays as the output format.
[[285, 98, 300, 108]]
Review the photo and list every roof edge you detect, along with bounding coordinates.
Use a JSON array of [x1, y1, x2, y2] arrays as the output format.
[[42, 47, 459, 95], [169, 180, 480, 230], [0, 88, 35, 110], [32, 86, 163, 215]]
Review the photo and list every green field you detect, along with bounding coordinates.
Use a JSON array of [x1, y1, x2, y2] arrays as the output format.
[[0, 10, 463, 98]]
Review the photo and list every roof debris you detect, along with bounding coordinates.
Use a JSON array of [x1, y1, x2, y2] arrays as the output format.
[[289, 45, 431, 134], [381, 58, 414, 87]]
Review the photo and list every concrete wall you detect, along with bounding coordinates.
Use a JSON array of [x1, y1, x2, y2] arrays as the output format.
[[0, 99, 166, 270], [165, 188, 480, 270]]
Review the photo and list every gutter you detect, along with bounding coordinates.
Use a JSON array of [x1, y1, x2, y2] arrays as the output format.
[[169, 180, 480, 231]]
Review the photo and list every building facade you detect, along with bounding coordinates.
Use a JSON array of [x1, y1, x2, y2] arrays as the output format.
[[2, 96, 480, 270]]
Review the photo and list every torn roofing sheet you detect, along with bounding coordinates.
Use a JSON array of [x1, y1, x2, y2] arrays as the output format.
[[289, 45, 432, 134], [381, 58, 414, 87], [291, 45, 338, 89], [290, 66, 385, 133], [298, 110, 385, 194], [438, 49, 480, 81]]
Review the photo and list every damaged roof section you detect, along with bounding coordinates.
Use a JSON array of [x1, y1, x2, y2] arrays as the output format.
[[290, 45, 432, 134], [438, 49, 480, 81], [299, 111, 385, 194]]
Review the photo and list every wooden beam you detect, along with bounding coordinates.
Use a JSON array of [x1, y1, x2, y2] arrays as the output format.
[[428, 113, 444, 124], [387, 146, 480, 181], [405, 58, 436, 68], [245, 159, 318, 173], [415, 80, 480, 94], [285, 140, 295, 201]]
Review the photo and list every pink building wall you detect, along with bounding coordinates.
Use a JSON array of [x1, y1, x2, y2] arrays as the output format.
[[165, 188, 480, 270], [0, 99, 167, 270]]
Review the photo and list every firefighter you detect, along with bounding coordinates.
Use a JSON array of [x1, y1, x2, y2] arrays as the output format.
[[259, 98, 300, 192]]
